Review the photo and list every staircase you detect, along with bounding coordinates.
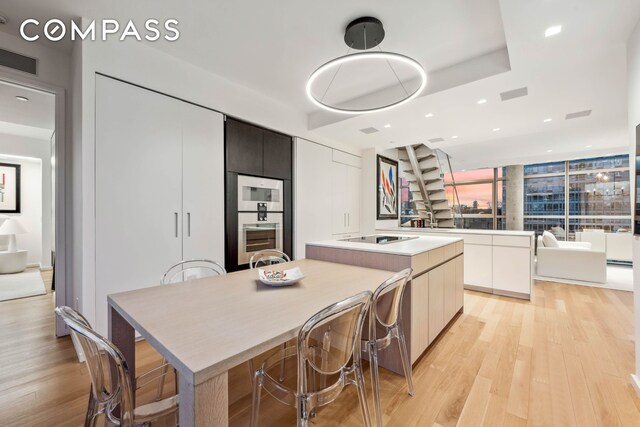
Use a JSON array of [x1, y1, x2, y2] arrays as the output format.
[[397, 144, 456, 228]]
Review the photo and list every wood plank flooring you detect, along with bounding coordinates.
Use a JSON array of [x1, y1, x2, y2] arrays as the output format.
[[0, 277, 638, 426]]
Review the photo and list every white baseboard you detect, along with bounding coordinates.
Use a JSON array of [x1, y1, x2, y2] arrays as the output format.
[[631, 374, 640, 397]]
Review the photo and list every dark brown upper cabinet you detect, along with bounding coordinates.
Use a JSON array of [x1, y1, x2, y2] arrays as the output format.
[[225, 118, 292, 180]]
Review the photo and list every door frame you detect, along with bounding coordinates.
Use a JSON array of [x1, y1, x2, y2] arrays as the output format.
[[0, 71, 68, 337]]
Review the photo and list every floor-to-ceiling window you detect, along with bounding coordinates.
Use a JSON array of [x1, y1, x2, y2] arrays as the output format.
[[523, 155, 631, 240], [444, 168, 505, 230]]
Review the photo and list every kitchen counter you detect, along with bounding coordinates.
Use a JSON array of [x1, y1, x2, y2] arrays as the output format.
[[378, 226, 535, 237], [306, 234, 462, 256]]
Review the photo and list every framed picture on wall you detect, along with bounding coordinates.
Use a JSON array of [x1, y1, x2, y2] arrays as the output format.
[[0, 163, 21, 214], [377, 155, 399, 220]]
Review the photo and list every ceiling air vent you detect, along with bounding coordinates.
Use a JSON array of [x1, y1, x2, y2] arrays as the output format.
[[565, 110, 592, 120], [359, 127, 379, 134], [500, 87, 528, 101], [0, 48, 37, 75], [428, 137, 444, 143]]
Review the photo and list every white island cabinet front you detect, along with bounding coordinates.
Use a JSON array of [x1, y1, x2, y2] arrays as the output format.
[[306, 235, 464, 369], [378, 228, 534, 300]]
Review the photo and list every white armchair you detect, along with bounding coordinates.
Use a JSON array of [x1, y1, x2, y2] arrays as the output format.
[[536, 236, 607, 283]]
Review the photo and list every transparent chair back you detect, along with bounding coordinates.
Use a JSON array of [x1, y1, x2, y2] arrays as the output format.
[[249, 250, 290, 269], [251, 291, 373, 427], [366, 268, 415, 427], [161, 259, 226, 285], [55, 306, 136, 427]]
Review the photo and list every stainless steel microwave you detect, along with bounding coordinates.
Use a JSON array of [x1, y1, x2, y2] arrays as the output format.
[[237, 175, 283, 212]]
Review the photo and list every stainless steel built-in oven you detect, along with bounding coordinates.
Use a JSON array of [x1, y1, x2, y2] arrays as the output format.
[[237, 212, 283, 265], [237, 175, 284, 212], [236, 175, 285, 266]]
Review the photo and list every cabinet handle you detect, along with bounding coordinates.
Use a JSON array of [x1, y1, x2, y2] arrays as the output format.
[[187, 212, 191, 237], [347, 213, 350, 227], [174, 212, 179, 238], [344, 213, 347, 227]]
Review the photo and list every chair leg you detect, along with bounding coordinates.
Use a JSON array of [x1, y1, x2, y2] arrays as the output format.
[[250, 371, 263, 427], [396, 326, 415, 397], [248, 359, 255, 385], [369, 341, 383, 427], [84, 389, 98, 427], [355, 362, 373, 427], [297, 395, 310, 427], [279, 342, 287, 382], [155, 359, 169, 401]]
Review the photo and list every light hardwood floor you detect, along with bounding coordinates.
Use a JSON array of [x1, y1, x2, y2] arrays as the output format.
[[1, 276, 639, 426]]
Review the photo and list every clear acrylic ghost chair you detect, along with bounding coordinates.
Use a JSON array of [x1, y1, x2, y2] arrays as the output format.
[[364, 268, 415, 427], [250, 291, 373, 427], [249, 250, 291, 382], [156, 259, 226, 399], [54, 306, 178, 427], [249, 250, 291, 269], [161, 259, 226, 284]]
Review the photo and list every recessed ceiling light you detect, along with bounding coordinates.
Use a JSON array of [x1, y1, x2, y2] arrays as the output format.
[[586, 145, 593, 148], [546, 149, 553, 153], [383, 124, 391, 128], [543, 118, 552, 122], [477, 99, 487, 105], [545, 25, 562, 37], [451, 135, 458, 139], [492, 128, 501, 132], [425, 113, 434, 118], [15, 96, 29, 102]]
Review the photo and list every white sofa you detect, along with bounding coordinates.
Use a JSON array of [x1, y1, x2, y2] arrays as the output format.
[[536, 236, 607, 283], [575, 230, 632, 262]]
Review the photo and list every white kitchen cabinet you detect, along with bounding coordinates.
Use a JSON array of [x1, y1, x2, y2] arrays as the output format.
[[492, 246, 531, 296], [346, 165, 360, 233], [331, 161, 360, 235], [410, 273, 429, 362], [464, 243, 493, 289], [428, 265, 445, 344], [443, 260, 457, 322], [455, 255, 464, 311], [94, 75, 224, 334], [181, 102, 225, 260], [294, 139, 334, 258], [295, 139, 361, 257]]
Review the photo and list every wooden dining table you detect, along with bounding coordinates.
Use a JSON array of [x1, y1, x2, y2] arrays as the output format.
[[107, 258, 394, 426]]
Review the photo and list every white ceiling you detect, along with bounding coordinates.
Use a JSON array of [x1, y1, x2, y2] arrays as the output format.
[[0, 80, 55, 140], [0, 0, 638, 168]]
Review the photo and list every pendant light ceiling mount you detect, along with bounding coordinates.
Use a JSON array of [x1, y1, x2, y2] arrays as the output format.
[[306, 16, 427, 115], [344, 17, 385, 50]]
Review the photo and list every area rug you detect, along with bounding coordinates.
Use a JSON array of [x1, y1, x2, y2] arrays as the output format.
[[0, 271, 46, 302], [534, 264, 633, 292]]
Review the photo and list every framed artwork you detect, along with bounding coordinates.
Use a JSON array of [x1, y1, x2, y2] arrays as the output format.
[[377, 155, 398, 220], [0, 163, 21, 214]]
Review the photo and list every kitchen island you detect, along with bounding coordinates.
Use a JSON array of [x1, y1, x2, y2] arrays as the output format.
[[378, 227, 535, 300], [306, 235, 464, 371]]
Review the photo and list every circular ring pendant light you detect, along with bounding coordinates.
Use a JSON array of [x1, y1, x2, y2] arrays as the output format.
[[306, 17, 427, 115]]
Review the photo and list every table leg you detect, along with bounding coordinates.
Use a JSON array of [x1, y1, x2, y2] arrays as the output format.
[[108, 306, 136, 391], [179, 371, 228, 427]]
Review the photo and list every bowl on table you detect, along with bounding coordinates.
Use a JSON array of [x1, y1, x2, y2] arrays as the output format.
[[258, 267, 304, 287]]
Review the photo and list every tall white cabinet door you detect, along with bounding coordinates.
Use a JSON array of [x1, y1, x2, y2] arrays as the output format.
[[95, 76, 183, 335], [294, 139, 333, 258], [346, 165, 360, 233], [331, 162, 348, 234], [181, 103, 224, 263]]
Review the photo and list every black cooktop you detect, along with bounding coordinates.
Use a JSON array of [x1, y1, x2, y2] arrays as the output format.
[[340, 235, 418, 245]]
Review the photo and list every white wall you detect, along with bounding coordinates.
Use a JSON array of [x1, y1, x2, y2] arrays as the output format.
[[0, 133, 52, 267], [627, 17, 640, 393], [361, 148, 400, 235]]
